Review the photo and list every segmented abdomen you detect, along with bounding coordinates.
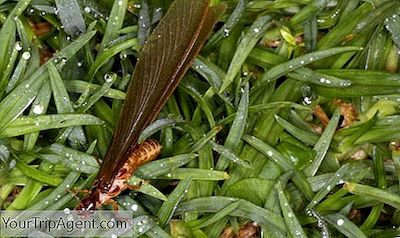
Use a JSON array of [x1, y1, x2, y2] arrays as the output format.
[[121, 139, 162, 177], [103, 140, 162, 199]]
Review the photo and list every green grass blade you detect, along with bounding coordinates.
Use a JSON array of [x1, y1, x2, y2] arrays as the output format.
[[54, 0, 86, 36], [276, 182, 307, 238], [220, 15, 273, 93], [216, 82, 249, 170], [0, 114, 103, 138], [157, 168, 228, 181], [158, 177, 192, 227], [136, 154, 198, 178], [344, 182, 400, 210], [324, 213, 368, 238], [304, 109, 340, 177]]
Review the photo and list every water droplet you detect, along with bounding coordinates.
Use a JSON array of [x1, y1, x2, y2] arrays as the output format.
[[320, 78, 326, 83], [63, 208, 70, 214], [267, 151, 273, 156], [77, 62, 83, 67], [104, 73, 114, 82], [131, 204, 138, 211], [118, 0, 123, 6], [303, 97, 312, 105], [22, 52, 31, 60], [288, 212, 293, 217], [223, 28, 230, 37], [253, 28, 260, 33], [84, 7, 91, 13], [326, 185, 331, 191], [15, 42, 23, 51], [336, 218, 344, 226], [32, 105, 44, 114], [9, 159, 16, 168]]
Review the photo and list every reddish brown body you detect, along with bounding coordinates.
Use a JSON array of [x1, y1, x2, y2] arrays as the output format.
[[76, 140, 161, 211]]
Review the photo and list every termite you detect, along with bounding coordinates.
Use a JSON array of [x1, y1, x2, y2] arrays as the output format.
[[75, 0, 225, 212], [76, 140, 161, 211]]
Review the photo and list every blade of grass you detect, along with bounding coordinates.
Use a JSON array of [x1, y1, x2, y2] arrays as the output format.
[[220, 14, 273, 92], [276, 182, 307, 238], [304, 109, 340, 177], [156, 168, 228, 181], [158, 177, 192, 227], [216, 82, 249, 170]]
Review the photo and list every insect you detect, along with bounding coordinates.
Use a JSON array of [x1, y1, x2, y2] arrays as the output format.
[[75, 140, 161, 211], [76, 0, 225, 212]]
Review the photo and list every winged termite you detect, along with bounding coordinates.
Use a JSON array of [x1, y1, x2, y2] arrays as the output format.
[[76, 0, 225, 211]]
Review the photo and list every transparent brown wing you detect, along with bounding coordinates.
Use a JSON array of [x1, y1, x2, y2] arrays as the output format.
[[97, 0, 223, 189]]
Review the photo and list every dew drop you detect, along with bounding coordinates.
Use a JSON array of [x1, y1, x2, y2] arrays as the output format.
[[22, 52, 31, 60], [32, 105, 44, 114], [131, 204, 138, 211], [303, 97, 312, 105], [9, 159, 16, 168], [84, 7, 91, 13], [336, 218, 344, 226], [63, 208, 71, 214], [326, 185, 331, 191], [15, 42, 23, 51], [104, 73, 114, 82], [223, 28, 230, 37], [118, 0, 123, 6], [253, 28, 260, 33]]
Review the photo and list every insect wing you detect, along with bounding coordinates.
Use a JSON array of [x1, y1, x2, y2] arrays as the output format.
[[97, 0, 221, 186]]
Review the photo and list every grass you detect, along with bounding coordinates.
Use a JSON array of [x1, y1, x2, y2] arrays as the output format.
[[1, 0, 400, 237]]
